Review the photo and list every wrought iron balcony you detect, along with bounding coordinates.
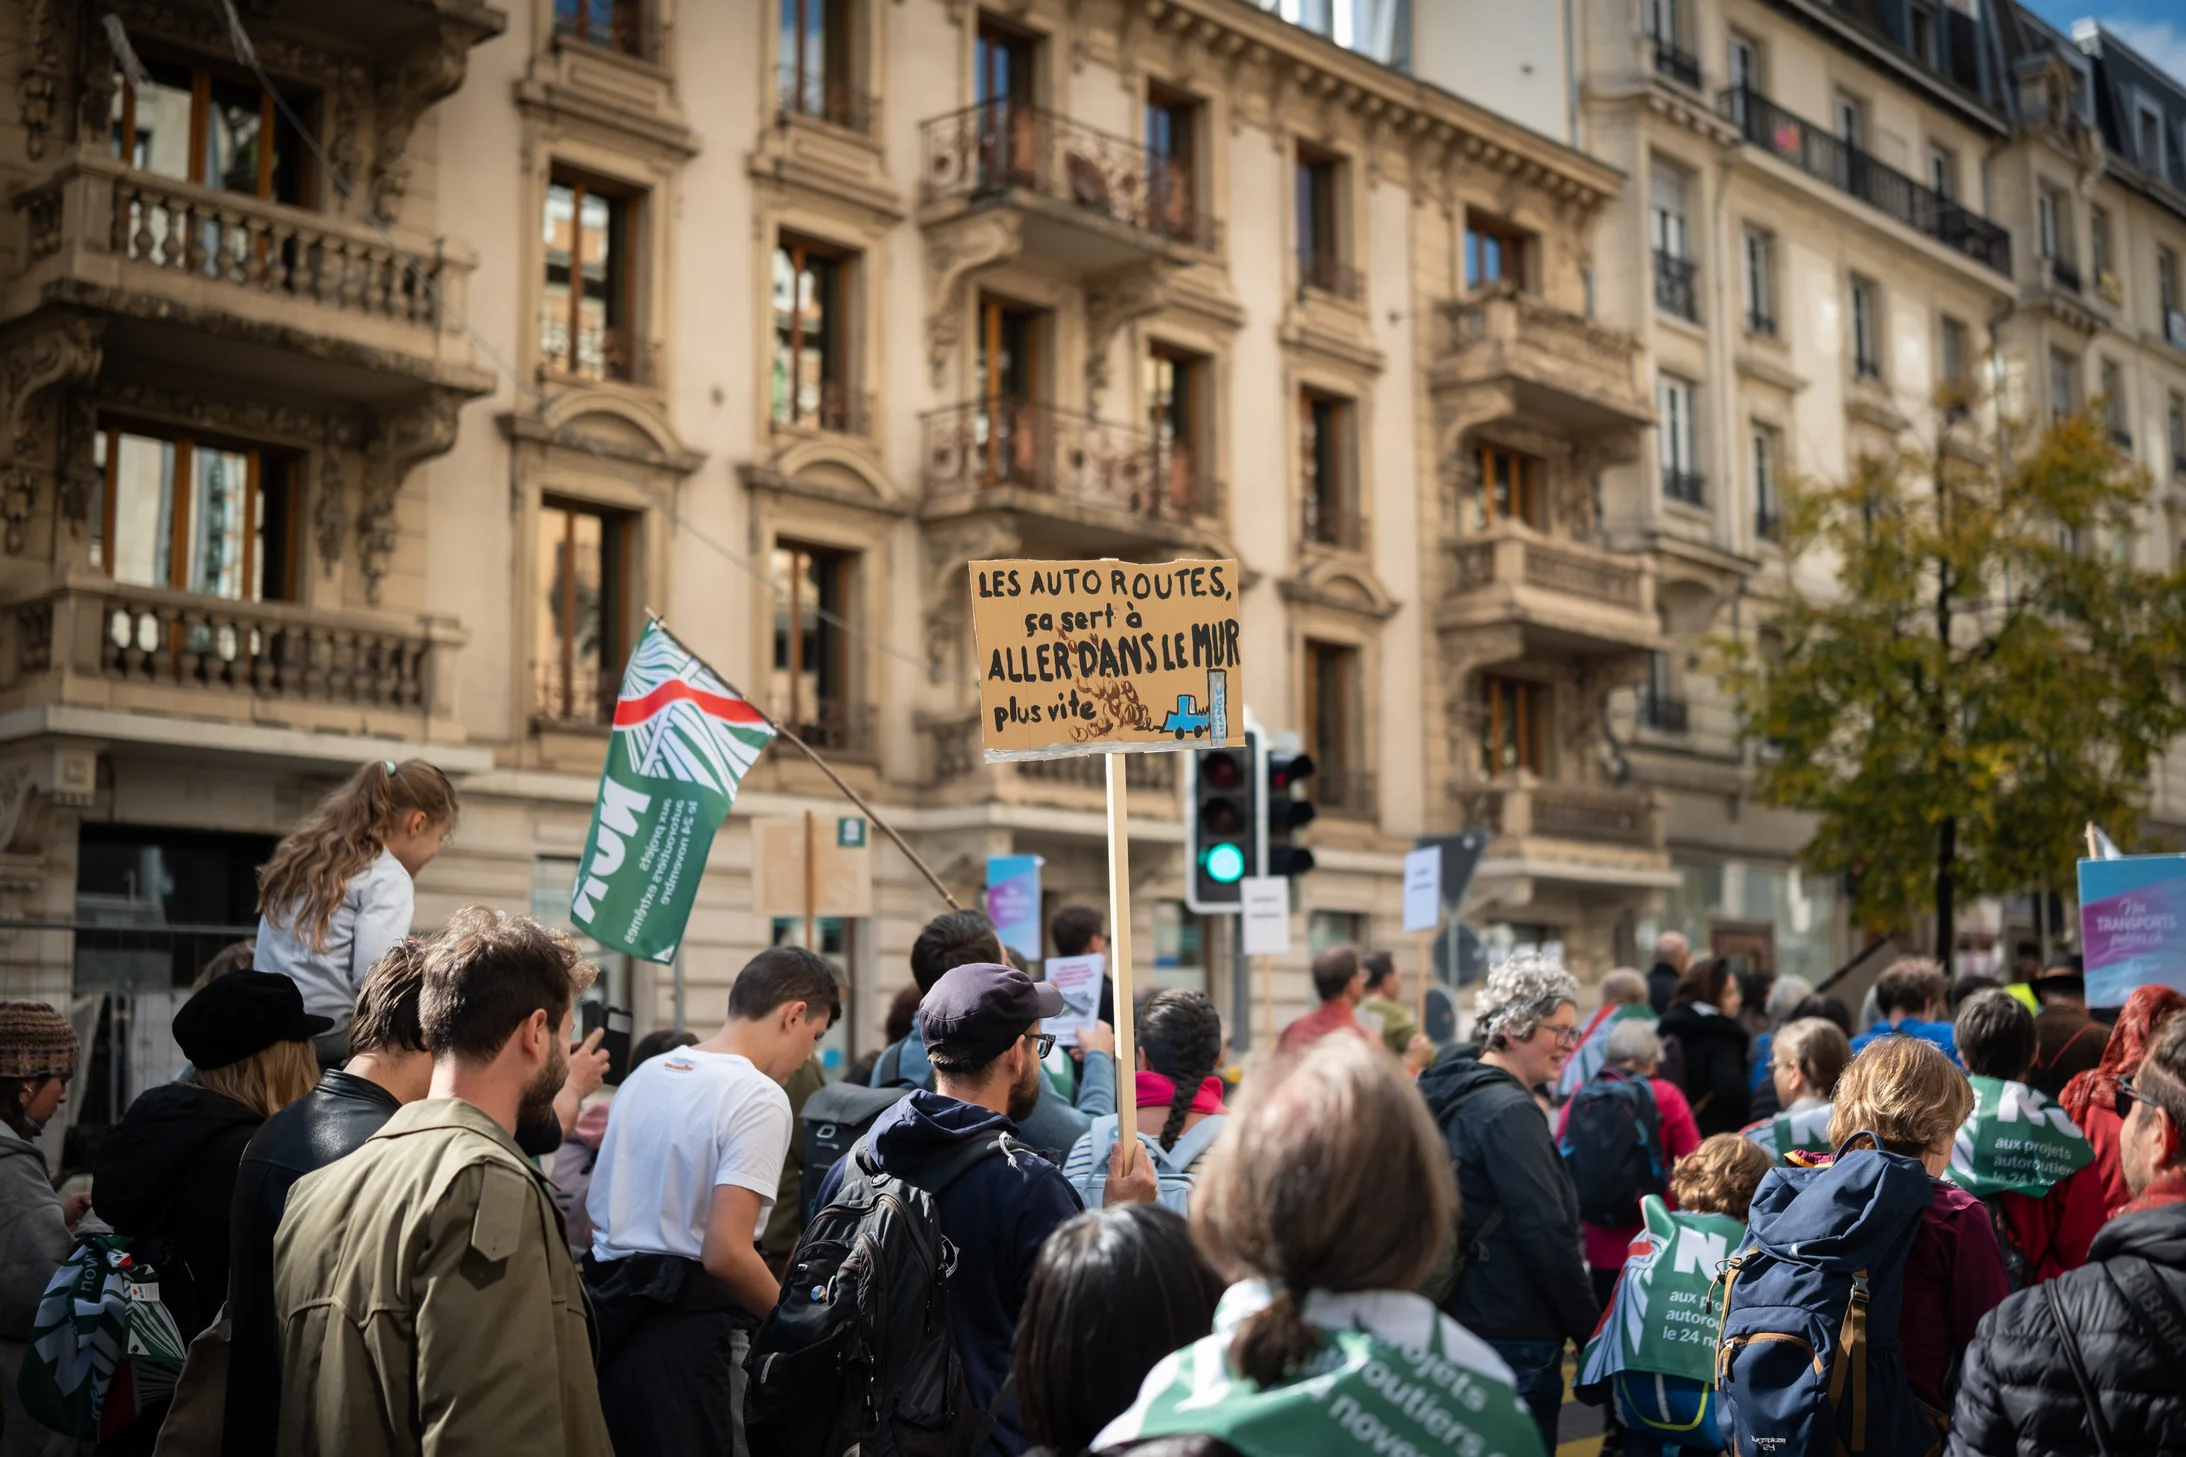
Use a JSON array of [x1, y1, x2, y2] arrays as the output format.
[[1717, 85, 2011, 276], [1639, 688, 1691, 734], [1663, 469, 1707, 507], [920, 399, 1212, 521], [1654, 251, 1699, 322], [1746, 306, 1777, 337], [920, 101, 1217, 251], [777, 64, 879, 136], [1756, 505, 1783, 543], [1299, 249, 1363, 301], [1313, 768, 1378, 821], [771, 381, 874, 439], [2048, 256, 2083, 293], [1652, 39, 1702, 88], [1302, 492, 1365, 551]]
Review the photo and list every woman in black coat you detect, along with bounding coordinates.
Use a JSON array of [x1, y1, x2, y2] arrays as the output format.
[[91, 972, 326, 1453], [1656, 958, 1752, 1137]]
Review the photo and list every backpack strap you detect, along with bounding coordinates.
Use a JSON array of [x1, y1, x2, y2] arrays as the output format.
[[895, 1131, 1016, 1199], [1161, 1113, 1226, 1172], [1825, 1268, 1871, 1450], [2106, 1255, 2186, 1370], [2046, 1278, 2118, 1457], [877, 1041, 904, 1087]]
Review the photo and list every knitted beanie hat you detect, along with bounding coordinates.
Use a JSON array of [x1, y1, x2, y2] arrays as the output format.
[[0, 1002, 76, 1081]]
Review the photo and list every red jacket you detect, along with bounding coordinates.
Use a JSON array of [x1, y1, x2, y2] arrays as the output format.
[[1277, 999, 1370, 1052], [1994, 1158, 2107, 1281], [1902, 1180, 2009, 1412]]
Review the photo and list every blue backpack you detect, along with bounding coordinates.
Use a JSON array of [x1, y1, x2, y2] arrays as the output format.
[[1711, 1133, 1943, 1457]]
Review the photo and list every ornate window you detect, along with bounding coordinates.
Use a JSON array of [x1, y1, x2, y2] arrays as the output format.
[[535, 499, 629, 724], [108, 54, 309, 205], [541, 170, 645, 383], [94, 425, 299, 602], [1481, 675, 1547, 776]]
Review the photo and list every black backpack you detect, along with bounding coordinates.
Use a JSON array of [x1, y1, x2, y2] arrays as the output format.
[[1980, 1196, 2034, 1293], [799, 1078, 920, 1220], [1559, 1068, 1667, 1226], [746, 1132, 1013, 1457]]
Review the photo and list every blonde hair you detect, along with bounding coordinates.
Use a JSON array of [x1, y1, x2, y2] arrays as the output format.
[[259, 760, 457, 951], [1829, 1036, 1972, 1157], [1600, 969, 1649, 1006], [1671, 1134, 1774, 1220], [185, 1039, 319, 1119], [1773, 1017, 1853, 1100], [1193, 1036, 1454, 1385]]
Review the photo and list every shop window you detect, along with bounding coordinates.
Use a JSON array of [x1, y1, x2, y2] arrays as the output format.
[[535, 499, 629, 725], [542, 169, 643, 383], [108, 54, 309, 204], [1481, 674, 1547, 776], [94, 426, 298, 602], [1475, 445, 1542, 530]]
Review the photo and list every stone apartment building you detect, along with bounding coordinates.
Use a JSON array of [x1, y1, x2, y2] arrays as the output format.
[[0, 0, 1667, 1144], [1407, 0, 2186, 987]]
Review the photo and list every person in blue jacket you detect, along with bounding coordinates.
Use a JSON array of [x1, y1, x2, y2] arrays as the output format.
[[1850, 958, 1959, 1064]]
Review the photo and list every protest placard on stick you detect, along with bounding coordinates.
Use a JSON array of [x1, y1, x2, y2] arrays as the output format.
[[970, 558, 1244, 1144]]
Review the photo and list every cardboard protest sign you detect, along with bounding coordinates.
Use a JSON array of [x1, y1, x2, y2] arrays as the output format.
[[2079, 853, 2186, 1006], [970, 558, 1243, 760]]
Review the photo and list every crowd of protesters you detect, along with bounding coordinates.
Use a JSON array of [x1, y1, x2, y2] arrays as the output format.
[[3, 759, 2186, 1455]]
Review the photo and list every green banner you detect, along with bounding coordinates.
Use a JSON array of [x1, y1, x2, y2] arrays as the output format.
[[1580, 1197, 1745, 1388], [1742, 1103, 1836, 1165], [1948, 1075, 2093, 1197], [570, 623, 775, 962], [1098, 1283, 1543, 1457]]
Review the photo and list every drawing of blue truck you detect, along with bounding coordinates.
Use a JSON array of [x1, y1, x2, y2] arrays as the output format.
[[1162, 694, 1212, 739]]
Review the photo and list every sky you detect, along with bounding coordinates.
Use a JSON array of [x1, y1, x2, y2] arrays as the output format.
[[2020, 1, 2186, 88]]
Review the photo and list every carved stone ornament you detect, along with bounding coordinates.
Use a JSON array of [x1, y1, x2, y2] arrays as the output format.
[[358, 391, 463, 603], [315, 446, 350, 571], [920, 516, 1020, 684], [55, 392, 98, 534], [925, 213, 1025, 388], [372, 20, 491, 222], [1083, 266, 1172, 411], [19, 0, 60, 161], [0, 318, 103, 555]]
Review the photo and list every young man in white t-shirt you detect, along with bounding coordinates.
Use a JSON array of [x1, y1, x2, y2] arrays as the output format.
[[584, 944, 838, 1457]]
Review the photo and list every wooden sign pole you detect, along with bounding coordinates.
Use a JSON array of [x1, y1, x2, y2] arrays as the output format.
[[1417, 930, 1432, 1031], [1105, 752, 1137, 1172]]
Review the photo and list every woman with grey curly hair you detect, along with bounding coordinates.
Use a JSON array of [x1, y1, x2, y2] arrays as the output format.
[[1417, 952, 1593, 1454]]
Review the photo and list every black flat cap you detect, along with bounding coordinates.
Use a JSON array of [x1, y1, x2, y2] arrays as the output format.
[[173, 971, 334, 1070], [918, 962, 1065, 1067]]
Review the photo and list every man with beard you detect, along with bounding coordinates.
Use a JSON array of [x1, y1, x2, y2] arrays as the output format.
[[811, 962, 1088, 1456], [583, 945, 838, 1456], [271, 908, 610, 1456]]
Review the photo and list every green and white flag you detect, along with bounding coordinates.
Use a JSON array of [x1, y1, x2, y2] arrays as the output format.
[[570, 621, 775, 962], [1557, 1002, 1657, 1099], [1579, 1197, 1745, 1388], [1742, 1103, 1836, 1166], [1949, 1076, 2093, 1197], [1095, 1283, 1544, 1457]]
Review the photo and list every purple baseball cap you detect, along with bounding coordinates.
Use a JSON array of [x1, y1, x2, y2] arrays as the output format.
[[918, 962, 1065, 1066]]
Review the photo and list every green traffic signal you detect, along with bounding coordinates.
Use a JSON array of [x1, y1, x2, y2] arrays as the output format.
[[1203, 842, 1246, 884]]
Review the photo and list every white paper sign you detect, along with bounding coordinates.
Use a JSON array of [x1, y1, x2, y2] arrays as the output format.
[[1240, 877, 1292, 956], [1403, 846, 1443, 933], [1043, 953, 1105, 1046]]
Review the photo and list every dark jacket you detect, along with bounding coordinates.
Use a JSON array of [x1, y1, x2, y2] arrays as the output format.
[[93, 1081, 263, 1340], [1947, 1200, 2186, 1456], [814, 1091, 1083, 1457], [1418, 1057, 1597, 1346], [1647, 961, 1681, 1016], [226, 1069, 401, 1457], [1657, 1003, 1751, 1137], [2029, 1005, 2110, 1104]]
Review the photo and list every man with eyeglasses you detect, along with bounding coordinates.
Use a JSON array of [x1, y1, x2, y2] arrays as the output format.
[[1950, 1012, 2186, 1455], [1419, 952, 1599, 1455], [810, 961, 1134, 1456]]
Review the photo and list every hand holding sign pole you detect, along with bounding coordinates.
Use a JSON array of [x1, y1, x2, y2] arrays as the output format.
[[971, 558, 1244, 1176]]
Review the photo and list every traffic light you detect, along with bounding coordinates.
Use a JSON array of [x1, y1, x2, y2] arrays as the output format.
[[1186, 730, 1259, 913], [1263, 747, 1316, 878]]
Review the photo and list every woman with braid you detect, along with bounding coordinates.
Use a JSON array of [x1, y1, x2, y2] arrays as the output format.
[[1064, 990, 1227, 1212]]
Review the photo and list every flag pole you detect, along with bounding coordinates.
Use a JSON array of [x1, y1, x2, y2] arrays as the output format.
[[643, 609, 963, 912]]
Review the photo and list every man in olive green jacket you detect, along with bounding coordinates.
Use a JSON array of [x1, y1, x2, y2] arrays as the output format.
[[274, 907, 612, 1457]]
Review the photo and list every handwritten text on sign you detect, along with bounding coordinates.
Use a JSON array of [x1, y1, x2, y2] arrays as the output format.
[[971, 558, 1245, 759]]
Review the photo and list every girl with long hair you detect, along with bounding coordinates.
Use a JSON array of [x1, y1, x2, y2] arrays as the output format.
[[255, 758, 456, 1055], [1062, 989, 1226, 1212]]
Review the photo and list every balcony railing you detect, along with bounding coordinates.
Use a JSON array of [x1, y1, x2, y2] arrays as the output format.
[[921, 399, 1211, 519], [1639, 689, 1690, 734], [777, 64, 879, 136], [771, 381, 873, 439], [1302, 492, 1365, 551], [1298, 248, 1363, 301], [1652, 39, 1703, 88], [1451, 781, 1661, 849], [539, 319, 658, 387], [1718, 85, 2012, 276], [1756, 505, 1783, 542], [777, 699, 877, 762], [1654, 251, 1699, 322], [1448, 527, 1647, 611], [2110, 426, 2135, 451], [920, 101, 1217, 249], [1746, 306, 1776, 337], [1663, 468, 1706, 507], [5, 584, 444, 716], [1312, 768, 1378, 820], [2048, 256, 2082, 293]]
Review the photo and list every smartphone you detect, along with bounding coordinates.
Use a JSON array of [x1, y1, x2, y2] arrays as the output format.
[[581, 1002, 634, 1085]]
